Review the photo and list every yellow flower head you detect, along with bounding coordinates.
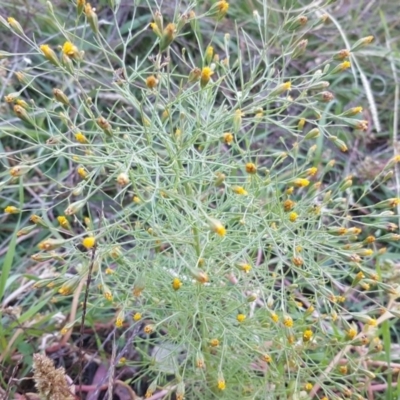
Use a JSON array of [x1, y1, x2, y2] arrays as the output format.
[[57, 216, 69, 229], [346, 327, 357, 340], [232, 186, 248, 195], [144, 324, 154, 334], [133, 312, 142, 321], [288, 212, 298, 222], [240, 263, 252, 273], [75, 132, 88, 143], [210, 218, 226, 236], [245, 162, 257, 174], [200, 66, 214, 87], [303, 329, 313, 342], [283, 199, 295, 211], [217, 378, 226, 391], [339, 61, 351, 71], [146, 75, 158, 89], [293, 178, 310, 188], [77, 167, 88, 179], [104, 291, 113, 301], [222, 132, 233, 145], [306, 167, 318, 176], [4, 206, 20, 214], [304, 383, 313, 392], [262, 354, 272, 363], [237, 313, 246, 323], [172, 277, 182, 291], [210, 338, 220, 347], [62, 41, 79, 58], [283, 315, 293, 328], [82, 236, 96, 249], [271, 312, 279, 323]]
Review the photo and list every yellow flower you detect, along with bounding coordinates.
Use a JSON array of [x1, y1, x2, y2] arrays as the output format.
[[222, 132, 233, 145], [217, 378, 226, 391], [232, 186, 248, 195], [245, 162, 257, 174], [59, 286, 73, 296], [115, 317, 124, 328], [4, 206, 20, 214], [341, 61, 351, 70], [240, 263, 251, 273], [210, 338, 220, 347], [288, 212, 298, 222], [200, 66, 213, 88], [215, 0, 229, 19], [116, 172, 129, 186], [62, 41, 79, 58], [75, 132, 88, 143], [77, 166, 88, 180], [144, 324, 154, 334], [272, 81, 291, 95], [283, 199, 295, 211], [146, 75, 158, 89], [262, 354, 272, 363], [306, 167, 318, 176], [346, 327, 357, 340], [172, 277, 182, 291], [237, 314, 246, 323], [40, 44, 59, 65], [57, 216, 70, 229], [205, 45, 214, 64], [133, 312, 142, 321], [304, 383, 313, 392], [292, 256, 303, 266], [303, 329, 313, 342], [271, 312, 279, 323], [293, 178, 310, 187], [209, 218, 226, 236], [104, 290, 113, 301], [82, 236, 96, 249], [133, 196, 141, 204], [283, 315, 293, 328], [339, 365, 348, 375], [297, 118, 306, 130]]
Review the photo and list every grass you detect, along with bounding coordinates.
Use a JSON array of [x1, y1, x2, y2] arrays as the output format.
[[0, 0, 400, 399]]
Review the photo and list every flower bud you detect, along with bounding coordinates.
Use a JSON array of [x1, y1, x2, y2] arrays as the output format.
[[329, 136, 348, 152], [40, 44, 59, 66], [77, 0, 85, 14], [214, 1, 229, 20], [314, 91, 334, 102], [200, 66, 213, 88], [7, 17, 24, 35], [53, 88, 70, 106], [84, 3, 99, 35], [284, 15, 308, 31], [304, 128, 320, 140], [351, 36, 374, 52], [17, 225, 37, 237], [291, 39, 308, 59], [65, 199, 86, 215], [330, 61, 351, 74], [333, 49, 350, 60], [159, 23, 176, 52], [13, 105, 32, 124], [38, 238, 67, 251], [97, 117, 113, 136]]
